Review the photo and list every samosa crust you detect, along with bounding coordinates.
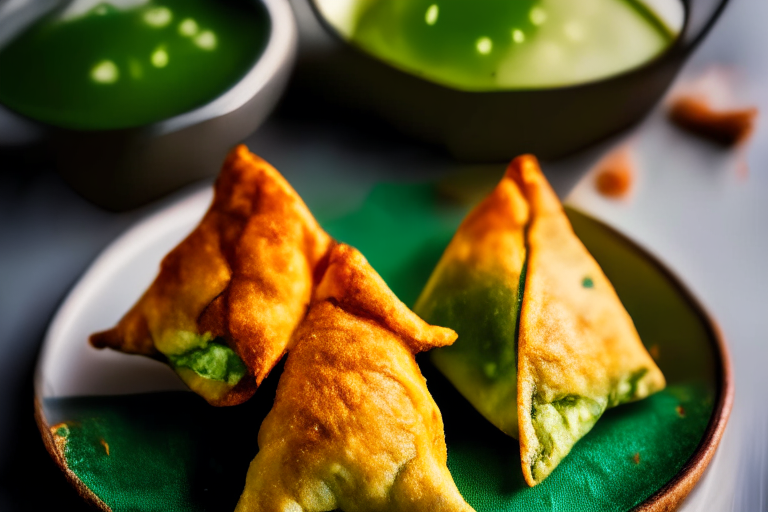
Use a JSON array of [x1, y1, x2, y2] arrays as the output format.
[[90, 145, 331, 406], [235, 244, 474, 512], [510, 155, 666, 486], [414, 173, 529, 437]]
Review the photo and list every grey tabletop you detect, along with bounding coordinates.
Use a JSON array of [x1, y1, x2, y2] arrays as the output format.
[[1, 0, 766, 510]]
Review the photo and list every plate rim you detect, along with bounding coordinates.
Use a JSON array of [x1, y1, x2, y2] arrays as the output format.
[[589, 213, 735, 512], [33, 201, 734, 512]]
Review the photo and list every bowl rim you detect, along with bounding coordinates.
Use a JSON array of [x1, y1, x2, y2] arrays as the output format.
[[0, 0, 297, 134], [31, 190, 734, 512], [151, 0, 297, 136], [305, 0, 730, 95]]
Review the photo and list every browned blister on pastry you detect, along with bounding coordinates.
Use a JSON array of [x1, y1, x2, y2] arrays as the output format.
[[510, 155, 666, 486], [235, 244, 475, 512], [90, 145, 332, 406]]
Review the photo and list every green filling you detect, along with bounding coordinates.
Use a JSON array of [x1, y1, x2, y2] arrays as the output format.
[[608, 368, 650, 406], [529, 368, 655, 482], [167, 339, 246, 386], [530, 394, 605, 482], [415, 262, 524, 436]]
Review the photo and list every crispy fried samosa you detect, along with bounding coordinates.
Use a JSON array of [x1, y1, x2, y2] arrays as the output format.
[[512, 155, 665, 486], [90, 145, 332, 406], [415, 155, 665, 487], [414, 170, 529, 438], [235, 244, 475, 512]]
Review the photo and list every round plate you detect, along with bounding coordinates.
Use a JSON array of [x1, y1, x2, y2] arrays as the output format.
[[35, 180, 732, 512]]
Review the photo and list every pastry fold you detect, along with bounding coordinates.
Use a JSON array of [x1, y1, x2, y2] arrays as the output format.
[[90, 145, 332, 406], [512, 155, 665, 486], [416, 155, 665, 486], [236, 243, 475, 512]]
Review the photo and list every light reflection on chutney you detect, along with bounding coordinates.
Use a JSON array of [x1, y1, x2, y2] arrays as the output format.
[[323, 0, 681, 91]]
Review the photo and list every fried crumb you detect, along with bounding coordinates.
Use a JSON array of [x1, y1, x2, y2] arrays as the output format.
[[633, 453, 641, 465], [676, 405, 686, 418], [100, 438, 110, 456], [668, 66, 758, 146], [649, 344, 660, 361], [736, 157, 750, 180], [594, 148, 634, 199], [669, 95, 757, 146]]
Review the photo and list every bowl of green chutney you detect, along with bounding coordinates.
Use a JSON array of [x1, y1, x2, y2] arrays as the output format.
[[291, 0, 729, 161], [0, 0, 297, 209]]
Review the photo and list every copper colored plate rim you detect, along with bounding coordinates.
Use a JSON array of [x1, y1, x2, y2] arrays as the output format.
[[591, 216, 735, 512], [34, 393, 112, 512], [563, 208, 734, 512], [32, 209, 734, 512]]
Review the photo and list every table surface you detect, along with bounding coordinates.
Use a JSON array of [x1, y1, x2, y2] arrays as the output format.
[[1, 0, 766, 510]]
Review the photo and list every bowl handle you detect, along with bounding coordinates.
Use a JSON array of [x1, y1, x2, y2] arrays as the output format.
[[681, 0, 730, 53]]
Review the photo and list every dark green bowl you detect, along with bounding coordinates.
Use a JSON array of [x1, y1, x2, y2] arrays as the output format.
[[290, 0, 729, 161]]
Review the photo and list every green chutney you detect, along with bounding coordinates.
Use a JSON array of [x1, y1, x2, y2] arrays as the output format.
[[333, 0, 677, 91], [0, 0, 270, 130]]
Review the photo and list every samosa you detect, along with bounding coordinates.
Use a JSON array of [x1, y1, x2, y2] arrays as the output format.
[[90, 145, 332, 406], [236, 244, 475, 512], [414, 167, 529, 438], [415, 155, 665, 486]]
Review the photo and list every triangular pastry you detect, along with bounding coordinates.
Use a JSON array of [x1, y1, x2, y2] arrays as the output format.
[[416, 155, 665, 486], [236, 244, 475, 512], [90, 145, 331, 406], [512, 155, 665, 486]]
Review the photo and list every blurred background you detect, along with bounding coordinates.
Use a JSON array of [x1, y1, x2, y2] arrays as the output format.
[[0, 0, 765, 510]]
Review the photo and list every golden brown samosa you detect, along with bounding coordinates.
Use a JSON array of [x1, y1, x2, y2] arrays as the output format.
[[90, 145, 332, 406], [414, 168, 529, 438], [512, 155, 665, 486], [235, 244, 475, 512], [416, 155, 665, 487]]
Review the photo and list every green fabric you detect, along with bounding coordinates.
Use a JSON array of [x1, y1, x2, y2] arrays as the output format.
[[327, 183, 716, 510], [48, 396, 201, 512], [447, 384, 711, 511], [47, 182, 718, 511]]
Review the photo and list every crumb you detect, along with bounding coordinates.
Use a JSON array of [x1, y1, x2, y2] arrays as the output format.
[[669, 96, 757, 146], [633, 453, 641, 464], [100, 438, 110, 456], [649, 344, 660, 361], [594, 148, 634, 199], [736, 157, 749, 180], [676, 405, 686, 418]]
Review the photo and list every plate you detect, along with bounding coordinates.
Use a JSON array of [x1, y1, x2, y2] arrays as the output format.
[[34, 179, 732, 512]]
